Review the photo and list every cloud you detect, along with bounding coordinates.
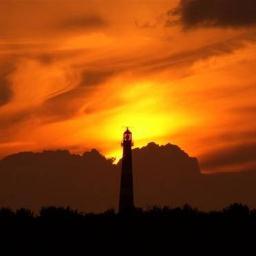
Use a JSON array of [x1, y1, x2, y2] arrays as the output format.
[[2, 142, 256, 212], [59, 15, 107, 31], [0, 77, 12, 107], [0, 63, 14, 107], [0, 149, 118, 212], [137, 34, 253, 74], [201, 142, 256, 171], [169, 0, 256, 28], [34, 68, 116, 123], [79, 69, 115, 87], [36, 87, 87, 123], [233, 105, 256, 115]]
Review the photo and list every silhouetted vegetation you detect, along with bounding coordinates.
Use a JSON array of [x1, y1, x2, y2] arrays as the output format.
[[0, 203, 256, 253]]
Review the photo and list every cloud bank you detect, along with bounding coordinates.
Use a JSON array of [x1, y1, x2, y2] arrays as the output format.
[[1, 143, 256, 212]]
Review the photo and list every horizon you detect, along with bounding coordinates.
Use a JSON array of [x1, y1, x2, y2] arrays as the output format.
[[0, 139, 252, 175], [0, 140, 187, 164]]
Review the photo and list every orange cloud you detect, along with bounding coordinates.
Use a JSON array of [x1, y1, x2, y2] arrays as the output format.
[[0, 0, 256, 173]]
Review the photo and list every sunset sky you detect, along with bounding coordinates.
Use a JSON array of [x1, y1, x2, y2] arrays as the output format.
[[0, 0, 256, 173]]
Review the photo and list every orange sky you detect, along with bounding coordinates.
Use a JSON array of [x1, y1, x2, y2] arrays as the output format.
[[0, 0, 256, 173]]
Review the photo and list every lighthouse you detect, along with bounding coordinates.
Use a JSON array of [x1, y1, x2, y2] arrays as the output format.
[[119, 128, 135, 214]]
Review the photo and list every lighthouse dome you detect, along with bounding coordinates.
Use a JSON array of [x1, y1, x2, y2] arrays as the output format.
[[124, 128, 132, 134], [123, 128, 132, 142]]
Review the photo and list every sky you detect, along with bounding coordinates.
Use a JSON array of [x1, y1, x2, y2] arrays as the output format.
[[0, 0, 256, 173]]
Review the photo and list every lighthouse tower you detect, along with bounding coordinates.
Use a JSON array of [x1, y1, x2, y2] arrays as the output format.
[[119, 128, 135, 214]]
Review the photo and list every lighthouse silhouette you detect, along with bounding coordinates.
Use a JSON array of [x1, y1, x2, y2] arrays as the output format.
[[119, 128, 135, 214]]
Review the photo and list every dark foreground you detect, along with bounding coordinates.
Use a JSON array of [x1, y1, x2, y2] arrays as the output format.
[[0, 203, 255, 254]]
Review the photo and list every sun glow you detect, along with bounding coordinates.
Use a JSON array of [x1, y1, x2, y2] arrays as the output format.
[[18, 78, 195, 162], [95, 80, 192, 160]]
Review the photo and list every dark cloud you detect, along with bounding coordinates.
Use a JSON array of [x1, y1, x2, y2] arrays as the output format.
[[59, 15, 107, 31], [0, 42, 45, 51], [233, 105, 256, 115], [0, 62, 14, 107], [0, 77, 12, 107], [201, 142, 256, 170], [0, 1, 108, 37], [2, 142, 256, 211], [169, 0, 256, 28], [138, 33, 254, 73], [0, 109, 36, 144], [0, 149, 118, 212], [35, 69, 116, 123], [35, 87, 87, 123], [79, 69, 115, 87], [207, 130, 256, 145]]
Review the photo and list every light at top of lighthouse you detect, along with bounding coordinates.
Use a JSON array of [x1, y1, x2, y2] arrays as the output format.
[[122, 128, 133, 146]]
